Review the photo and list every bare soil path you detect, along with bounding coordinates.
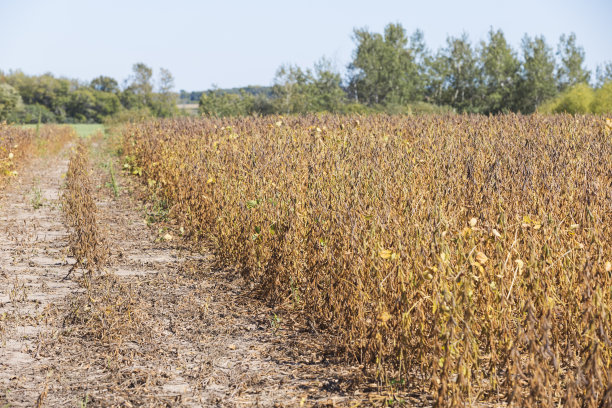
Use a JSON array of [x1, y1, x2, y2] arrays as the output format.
[[0, 143, 401, 407], [0, 150, 78, 406]]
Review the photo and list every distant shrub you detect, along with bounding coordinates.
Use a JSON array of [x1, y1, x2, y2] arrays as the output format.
[[8, 104, 57, 124], [539, 82, 612, 114], [591, 81, 612, 114], [539, 83, 594, 114], [103, 108, 152, 125]]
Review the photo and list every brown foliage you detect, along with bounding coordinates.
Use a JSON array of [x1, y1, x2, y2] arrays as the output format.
[[123, 114, 612, 405], [0, 123, 75, 188], [62, 142, 108, 276]]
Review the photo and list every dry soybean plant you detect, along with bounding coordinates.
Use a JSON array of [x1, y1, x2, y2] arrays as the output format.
[[0, 122, 32, 181], [123, 114, 612, 406], [0, 122, 75, 188], [59, 141, 150, 367], [62, 141, 108, 278]]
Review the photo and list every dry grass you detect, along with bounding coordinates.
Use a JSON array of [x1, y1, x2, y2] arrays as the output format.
[[122, 114, 611, 406]]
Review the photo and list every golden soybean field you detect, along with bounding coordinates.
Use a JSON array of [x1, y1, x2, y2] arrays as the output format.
[[122, 114, 611, 406]]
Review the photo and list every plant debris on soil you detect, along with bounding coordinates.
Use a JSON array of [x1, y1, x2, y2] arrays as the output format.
[[1, 139, 411, 407]]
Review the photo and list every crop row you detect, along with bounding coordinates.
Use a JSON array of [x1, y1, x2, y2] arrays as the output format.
[[62, 142, 108, 278], [123, 114, 611, 406]]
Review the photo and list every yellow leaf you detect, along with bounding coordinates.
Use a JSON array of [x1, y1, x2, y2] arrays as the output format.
[[605, 261, 611, 272], [469, 218, 478, 227], [378, 311, 392, 323], [475, 251, 488, 265], [379, 249, 392, 259]]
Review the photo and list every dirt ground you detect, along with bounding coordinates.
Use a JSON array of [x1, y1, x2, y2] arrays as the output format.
[[0, 143, 425, 407]]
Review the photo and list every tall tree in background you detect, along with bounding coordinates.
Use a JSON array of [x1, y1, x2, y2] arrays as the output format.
[[348, 23, 422, 106], [556, 33, 590, 91], [308, 58, 346, 112], [123, 63, 153, 108], [517, 35, 557, 113], [272, 58, 345, 113], [408, 29, 429, 98], [153, 68, 177, 117], [272, 65, 311, 114], [480, 28, 520, 113], [595, 62, 612, 87], [430, 33, 482, 112]]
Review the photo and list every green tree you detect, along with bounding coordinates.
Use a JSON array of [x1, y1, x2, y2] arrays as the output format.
[[151, 68, 177, 117], [272, 65, 312, 113], [309, 59, 346, 112], [90, 76, 119, 93], [273, 58, 345, 114], [199, 88, 255, 117], [479, 28, 520, 113], [429, 33, 482, 112], [591, 81, 612, 113], [66, 88, 97, 122], [556, 33, 590, 91], [119, 87, 143, 111], [348, 23, 422, 106], [424, 48, 449, 106], [92, 90, 121, 121], [595, 61, 612, 87], [516, 35, 557, 113], [0, 83, 24, 121], [7, 72, 70, 120], [408, 29, 429, 97], [128, 63, 153, 107]]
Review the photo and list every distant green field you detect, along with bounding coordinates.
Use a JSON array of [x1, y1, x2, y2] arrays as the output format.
[[21, 124, 104, 138]]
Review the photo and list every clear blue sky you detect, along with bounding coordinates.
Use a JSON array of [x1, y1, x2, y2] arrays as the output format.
[[1, 0, 610, 91]]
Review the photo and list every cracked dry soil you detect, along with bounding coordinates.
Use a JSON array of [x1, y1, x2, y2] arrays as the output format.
[[0, 144, 393, 407]]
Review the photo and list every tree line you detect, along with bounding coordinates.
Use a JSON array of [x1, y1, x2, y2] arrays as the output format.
[[200, 25, 611, 116], [0, 63, 177, 123]]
